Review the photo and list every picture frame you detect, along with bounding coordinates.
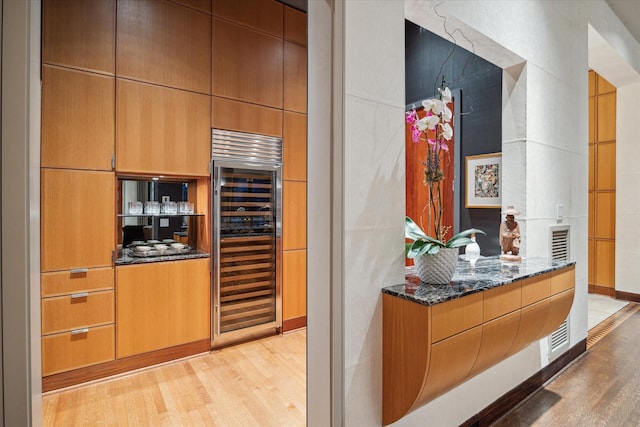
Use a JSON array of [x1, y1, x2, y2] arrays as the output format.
[[465, 153, 502, 208]]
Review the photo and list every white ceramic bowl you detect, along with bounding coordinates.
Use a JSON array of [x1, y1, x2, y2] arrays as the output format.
[[171, 243, 185, 250], [134, 245, 151, 252], [154, 244, 168, 251]]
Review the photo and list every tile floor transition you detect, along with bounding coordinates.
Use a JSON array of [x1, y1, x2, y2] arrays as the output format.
[[587, 292, 628, 330]]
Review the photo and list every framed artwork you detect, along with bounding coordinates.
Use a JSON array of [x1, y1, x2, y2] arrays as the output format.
[[465, 153, 502, 208]]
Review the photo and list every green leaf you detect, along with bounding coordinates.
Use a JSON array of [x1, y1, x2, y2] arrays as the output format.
[[445, 228, 486, 249], [404, 216, 429, 241], [407, 240, 433, 258]]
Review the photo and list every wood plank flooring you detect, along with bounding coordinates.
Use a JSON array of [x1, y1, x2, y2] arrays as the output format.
[[42, 330, 306, 426], [493, 303, 640, 426]]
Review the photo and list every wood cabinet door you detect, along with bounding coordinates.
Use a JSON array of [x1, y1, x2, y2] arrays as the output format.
[[42, 0, 115, 74], [282, 181, 306, 250], [41, 65, 114, 171], [117, 0, 211, 94], [116, 259, 210, 358], [283, 112, 306, 182], [212, 18, 283, 108], [116, 79, 211, 176], [284, 5, 306, 46], [41, 169, 115, 272], [212, 0, 283, 37], [211, 96, 283, 138], [283, 249, 306, 321], [284, 41, 307, 113]]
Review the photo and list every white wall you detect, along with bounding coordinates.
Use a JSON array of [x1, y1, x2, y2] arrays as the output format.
[[333, 1, 640, 426], [1, 0, 42, 425], [615, 82, 640, 294], [342, 2, 407, 426]]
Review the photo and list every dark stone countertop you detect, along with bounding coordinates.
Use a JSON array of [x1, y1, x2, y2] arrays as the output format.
[[115, 250, 210, 266], [382, 256, 575, 306]]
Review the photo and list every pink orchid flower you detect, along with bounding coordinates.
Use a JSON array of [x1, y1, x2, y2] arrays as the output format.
[[405, 110, 417, 124], [411, 125, 421, 143]]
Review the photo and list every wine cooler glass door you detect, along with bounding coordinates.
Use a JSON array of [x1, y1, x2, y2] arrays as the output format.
[[212, 164, 281, 345]]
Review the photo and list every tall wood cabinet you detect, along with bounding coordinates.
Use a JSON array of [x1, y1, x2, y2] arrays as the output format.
[[41, 0, 213, 391], [210, 1, 307, 331], [281, 6, 307, 331], [41, 0, 308, 389], [588, 70, 616, 295]]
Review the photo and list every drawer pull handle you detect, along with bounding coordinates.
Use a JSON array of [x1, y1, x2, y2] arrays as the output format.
[[71, 328, 89, 335], [71, 292, 89, 299], [70, 268, 89, 274]]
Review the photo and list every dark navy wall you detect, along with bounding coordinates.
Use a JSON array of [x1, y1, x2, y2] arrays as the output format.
[[405, 21, 503, 255]]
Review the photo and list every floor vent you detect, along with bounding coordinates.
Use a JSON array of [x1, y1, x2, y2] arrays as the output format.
[[548, 224, 571, 360]]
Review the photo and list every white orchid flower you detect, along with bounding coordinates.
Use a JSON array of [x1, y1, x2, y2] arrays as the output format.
[[425, 115, 440, 130], [440, 122, 453, 140], [442, 105, 452, 122], [439, 86, 453, 104], [416, 117, 428, 131], [422, 98, 437, 112], [432, 99, 446, 115]]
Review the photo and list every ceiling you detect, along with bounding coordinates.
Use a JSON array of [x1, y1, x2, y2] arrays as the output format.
[[605, 0, 640, 44]]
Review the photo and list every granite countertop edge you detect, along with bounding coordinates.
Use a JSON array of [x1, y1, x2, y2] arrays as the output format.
[[115, 251, 210, 265], [382, 257, 576, 307]]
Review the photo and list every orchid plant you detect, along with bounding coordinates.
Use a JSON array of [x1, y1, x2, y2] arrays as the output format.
[[405, 79, 484, 257]]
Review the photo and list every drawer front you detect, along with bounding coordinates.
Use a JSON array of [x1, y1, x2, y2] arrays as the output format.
[[507, 298, 551, 356], [550, 266, 575, 295], [42, 267, 114, 297], [483, 281, 521, 322], [521, 273, 551, 306], [431, 292, 483, 343], [42, 324, 114, 376], [470, 310, 521, 377], [42, 290, 114, 335]]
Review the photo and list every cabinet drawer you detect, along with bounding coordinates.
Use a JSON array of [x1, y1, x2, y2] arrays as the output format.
[[521, 273, 551, 306], [42, 324, 114, 376], [550, 266, 575, 295], [41, 267, 114, 297], [483, 281, 521, 322], [431, 292, 482, 343], [42, 290, 114, 335]]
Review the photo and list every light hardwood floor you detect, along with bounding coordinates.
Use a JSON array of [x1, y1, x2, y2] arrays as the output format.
[[42, 330, 306, 426]]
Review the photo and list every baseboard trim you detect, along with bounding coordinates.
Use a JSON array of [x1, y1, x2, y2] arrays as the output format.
[[282, 315, 307, 332], [42, 339, 211, 392], [589, 285, 616, 297], [615, 290, 640, 303], [461, 338, 587, 427]]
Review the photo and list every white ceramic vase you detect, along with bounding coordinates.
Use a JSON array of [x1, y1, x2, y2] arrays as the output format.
[[465, 235, 481, 267], [413, 247, 459, 285]]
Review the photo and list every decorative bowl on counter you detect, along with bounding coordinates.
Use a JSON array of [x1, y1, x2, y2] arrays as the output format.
[[170, 242, 185, 250]]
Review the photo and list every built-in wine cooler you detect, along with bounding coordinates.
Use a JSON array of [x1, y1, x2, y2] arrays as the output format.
[[211, 129, 282, 347]]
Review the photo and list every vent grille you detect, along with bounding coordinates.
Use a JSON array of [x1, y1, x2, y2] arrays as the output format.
[[549, 225, 570, 261], [550, 319, 569, 350], [212, 129, 282, 165], [548, 224, 571, 360]]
